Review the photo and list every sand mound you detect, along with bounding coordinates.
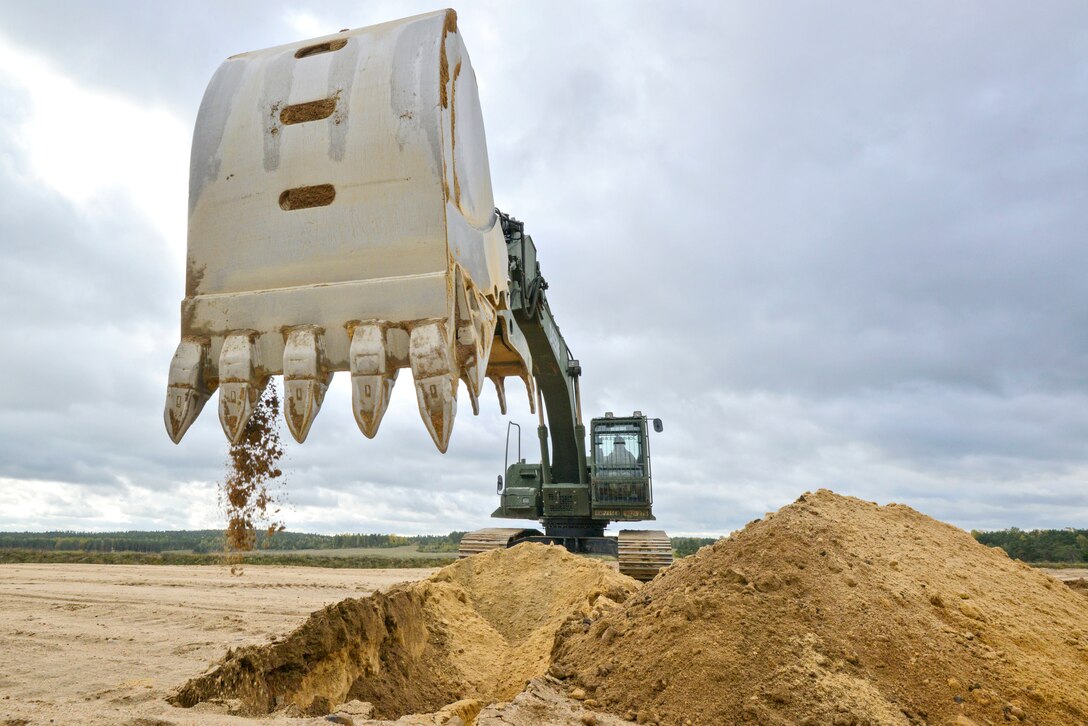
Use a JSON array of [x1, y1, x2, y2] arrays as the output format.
[[170, 543, 637, 719], [171, 491, 1088, 725], [550, 490, 1088, 725]]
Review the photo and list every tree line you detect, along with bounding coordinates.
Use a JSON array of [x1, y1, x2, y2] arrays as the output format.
[[670, 537, 719, 557], [972, 527, 1088, 564], [672, 530, 1088, 563], [0, 550, 453, 569], [11, 529, 1083, 563], [0, 530, 718, 557], [0, 530, 466, 554]]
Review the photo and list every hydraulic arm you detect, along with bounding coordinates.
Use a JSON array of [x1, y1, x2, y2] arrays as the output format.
[[498, 211, 587, 488]]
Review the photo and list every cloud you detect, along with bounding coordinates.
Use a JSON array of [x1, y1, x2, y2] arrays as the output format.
[[0, 2, 1087, 538], [0, 32, 189, 241]]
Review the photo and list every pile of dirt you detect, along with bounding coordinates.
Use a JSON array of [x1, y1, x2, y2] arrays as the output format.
[[170, 543, 638, 719], [550, 490, 1088, 725]]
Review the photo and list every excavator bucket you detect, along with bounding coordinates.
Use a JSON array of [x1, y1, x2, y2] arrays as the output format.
[[164, 9, 533, 451]]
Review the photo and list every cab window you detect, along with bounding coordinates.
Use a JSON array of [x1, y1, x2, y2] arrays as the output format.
[[592, 422, 644, 477]]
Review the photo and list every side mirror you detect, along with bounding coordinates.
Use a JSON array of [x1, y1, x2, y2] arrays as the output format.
[[653, 418, 664, 433], [496, 474, 504, 494]]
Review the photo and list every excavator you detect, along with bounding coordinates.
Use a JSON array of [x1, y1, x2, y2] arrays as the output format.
[[163, 9, 672, 580]]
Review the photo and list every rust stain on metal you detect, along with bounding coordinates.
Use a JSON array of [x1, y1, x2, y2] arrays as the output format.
[[452, 59, 462, 207], [186, 260, 207, 297], [438, 9, 458, 108], [167, 405, 182, 433], [179, 304, 195, 344]]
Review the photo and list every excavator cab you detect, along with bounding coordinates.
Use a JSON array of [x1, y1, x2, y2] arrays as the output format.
[[589, 413, 655, 522], [474, 410, 671, 580]]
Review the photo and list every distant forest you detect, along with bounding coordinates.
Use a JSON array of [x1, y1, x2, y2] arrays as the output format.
[[4, 529, 1086, 564], [973, 528, 1088, 564], [0, 530, 719, 558], [670, 537, 720, 557], [0, 530, 466, 554]]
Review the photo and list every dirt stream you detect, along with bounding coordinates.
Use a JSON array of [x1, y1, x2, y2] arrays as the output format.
[[173, 491, 1088, 725], [222, 381, 285, 554]]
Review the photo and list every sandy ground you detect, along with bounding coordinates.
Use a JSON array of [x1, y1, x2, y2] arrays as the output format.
[[1041, 567, 1088, 582], [2, 559, 1084, 725], [0, 563, 433, 725]]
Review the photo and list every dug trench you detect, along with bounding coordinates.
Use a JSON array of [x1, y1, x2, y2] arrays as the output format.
[[171, 491, 1088, 725], [169, 544, 638, 719]]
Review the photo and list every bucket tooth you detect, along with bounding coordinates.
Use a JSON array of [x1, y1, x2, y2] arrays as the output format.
[[282, 328, 331, 443], [485, 310, 535, 415], [454, 265, 497, 401], [415, 375, 457, 451], [489, 375, 507, 415], [464, 377, 480, 416], [218, 332, 262, 444], [351, 374, 397, 438], [522, 372, 537, 415], [410, 321, 458, 452], [459, 340, 485, 400], [164, 338, 213, 443], [349, 322, 398, 438], [284, 379, 324, 443]]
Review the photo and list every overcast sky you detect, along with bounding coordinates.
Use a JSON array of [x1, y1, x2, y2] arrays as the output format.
[[1, 1, 1086, 537]]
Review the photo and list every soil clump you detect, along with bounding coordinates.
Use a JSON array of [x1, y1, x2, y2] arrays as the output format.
[[550, 490, 1088, 725], [1066, 578, 1088, 597], [170, 544, 638, 719]]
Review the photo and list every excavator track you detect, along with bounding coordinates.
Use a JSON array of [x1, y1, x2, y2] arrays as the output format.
[[617, 530, 673, 581], [457, 528, 542, 558]]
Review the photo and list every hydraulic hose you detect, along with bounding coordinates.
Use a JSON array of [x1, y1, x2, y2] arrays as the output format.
[[525, 275, 547, 319]]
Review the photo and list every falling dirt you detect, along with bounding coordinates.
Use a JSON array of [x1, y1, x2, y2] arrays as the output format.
[[220, 381, 285, 554], [551, 490, 1088, 725], [170, 544, 638, 719]]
